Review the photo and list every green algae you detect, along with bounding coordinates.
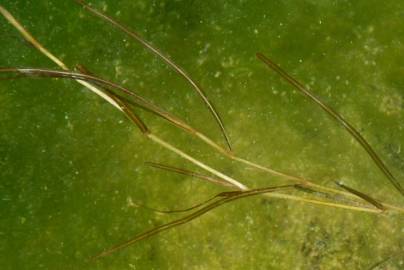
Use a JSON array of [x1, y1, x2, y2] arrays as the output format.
[[1, 1, 403, 269]]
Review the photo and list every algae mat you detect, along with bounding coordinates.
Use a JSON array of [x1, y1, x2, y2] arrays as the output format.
[[1, 1, 403, 269]]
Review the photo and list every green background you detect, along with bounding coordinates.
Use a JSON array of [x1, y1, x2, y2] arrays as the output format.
[[1, 0, 403, 269]]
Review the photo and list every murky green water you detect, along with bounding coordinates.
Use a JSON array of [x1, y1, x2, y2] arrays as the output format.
[[1, 1, 403, 269]]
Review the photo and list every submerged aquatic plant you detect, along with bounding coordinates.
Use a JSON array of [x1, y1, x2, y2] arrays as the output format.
[[1, 1, 403, 267]]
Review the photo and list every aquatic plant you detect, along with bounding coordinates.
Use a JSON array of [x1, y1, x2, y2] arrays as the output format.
[[1, 1, 403, 268]]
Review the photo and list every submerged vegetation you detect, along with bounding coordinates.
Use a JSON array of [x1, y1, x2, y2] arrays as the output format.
[[1, 1, 403, 269]]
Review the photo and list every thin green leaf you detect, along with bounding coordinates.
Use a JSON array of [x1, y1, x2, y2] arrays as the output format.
[[335, 182, 385, 211], [92, 185, 294, 259], [256, 52, 404, 197], [74, 0, 232, 151], [146, 161, 234, 187]]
